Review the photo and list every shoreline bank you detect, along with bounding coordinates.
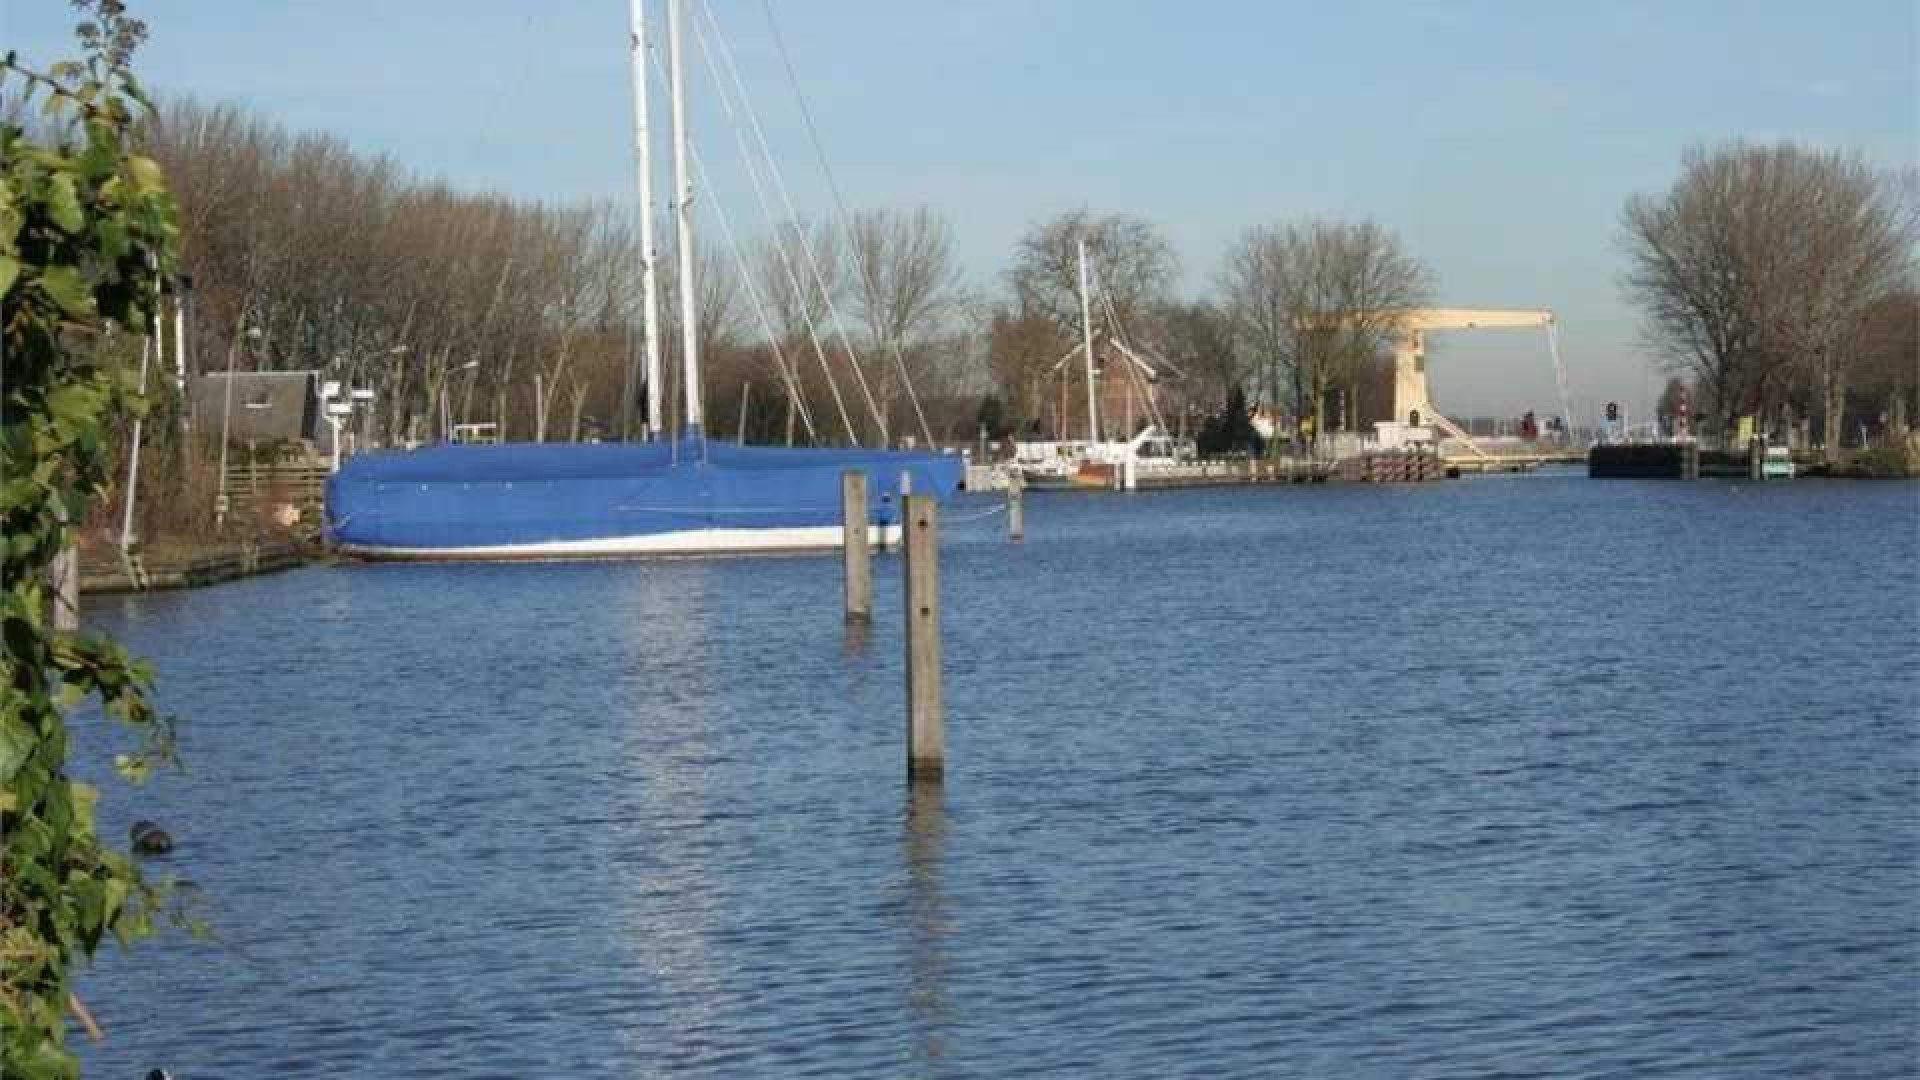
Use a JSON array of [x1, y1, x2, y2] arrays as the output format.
[[79, 538, 315, 594]]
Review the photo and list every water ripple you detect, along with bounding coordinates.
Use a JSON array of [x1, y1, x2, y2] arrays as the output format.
[[71, 476, 1920, 1077]]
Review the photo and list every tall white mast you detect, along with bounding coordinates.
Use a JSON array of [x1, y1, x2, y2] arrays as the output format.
[[628, 0, 664, 439], [1078, 236, 1099, 443], [666, 0, 703, 435]]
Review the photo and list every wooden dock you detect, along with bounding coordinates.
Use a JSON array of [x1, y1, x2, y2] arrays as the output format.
[[1133, 458, 1338, 488], [1445, 450, 1584, 474], [80, 539, 312, 594], [976, 451, 1458, 492]]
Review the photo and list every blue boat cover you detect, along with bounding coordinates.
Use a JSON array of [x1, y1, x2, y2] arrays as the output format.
[[323, 436, 964, 553]]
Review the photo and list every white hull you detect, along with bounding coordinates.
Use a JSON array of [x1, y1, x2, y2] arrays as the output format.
[[336, 523, 901, 562]]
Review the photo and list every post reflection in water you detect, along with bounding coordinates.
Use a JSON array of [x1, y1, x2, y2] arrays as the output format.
[[904, 782, 952, 1070], [842, 616, 872, 657]]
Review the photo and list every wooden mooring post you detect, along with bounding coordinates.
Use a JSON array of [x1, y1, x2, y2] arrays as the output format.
[[842, 471, 871, 622], [1747, 437, 1765, 481], [903, 494, 943, 784], [1007, 471, 1024, 541]]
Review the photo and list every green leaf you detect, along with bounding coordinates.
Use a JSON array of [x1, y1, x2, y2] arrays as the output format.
[[46, 173, 84, 234], [0, 253, 18, 296], [0, 713, 32, 784], [44, 383, 101, 428], [93, 218, 128, 260], [126, 154, 163, 194], [35, 264, 92, 318], [70, 780, 98, 833]]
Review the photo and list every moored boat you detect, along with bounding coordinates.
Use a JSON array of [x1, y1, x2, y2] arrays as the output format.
[[325, 436, 961, 559], [323, 0, 964, 558]]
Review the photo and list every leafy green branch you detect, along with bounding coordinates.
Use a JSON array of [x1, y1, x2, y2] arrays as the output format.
[[3, 2, 186, 1076]]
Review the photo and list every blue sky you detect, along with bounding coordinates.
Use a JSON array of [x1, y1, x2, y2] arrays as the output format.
[[6, 1, 1915, 419]]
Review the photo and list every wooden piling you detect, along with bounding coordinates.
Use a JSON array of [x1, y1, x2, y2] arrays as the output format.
[[842, 471, 871, 622], [1006, 471, 1024, 541], [1747, 437, 1765, 481], [903, 494, 943, 784]]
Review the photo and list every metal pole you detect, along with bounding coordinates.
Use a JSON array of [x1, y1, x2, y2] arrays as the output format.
[[533, 373, 545, 443], [1078, 237, 1099, 444], [215, 325, 245, 529], [629, 0, 665, 440], [119, 334, 153, 551], [172, 281, 190, 434], [666, 0, 703, 436]]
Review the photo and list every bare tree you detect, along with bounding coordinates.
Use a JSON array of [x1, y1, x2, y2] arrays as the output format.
[[847, 206, 963, 441], [1007, 210, 1176, 338], [1218, 220, 1431, 448], [985, 301, 1068, 437], [1623, 142, 1914, 456], [751, 217, 863, 441], [1161, 301, 1243, 435], [1854, 285, 1919, 439]]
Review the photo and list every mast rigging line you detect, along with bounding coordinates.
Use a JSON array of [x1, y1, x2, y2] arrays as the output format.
[[684, 13, 858, 444], [1546, 322, 1577, 445], [641, 37, 830, 444], [696, 0, 889, 447], [688, 146, 821, 443], [751, 0, 937, 450], [1090, 258, 1169, 436]]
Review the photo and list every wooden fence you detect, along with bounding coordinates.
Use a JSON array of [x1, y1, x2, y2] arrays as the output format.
[[224, 459, 329, 523]]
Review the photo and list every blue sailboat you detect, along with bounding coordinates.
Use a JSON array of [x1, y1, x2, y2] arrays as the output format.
[[323, 0, 961, 560], [325, 437, 960, 559]]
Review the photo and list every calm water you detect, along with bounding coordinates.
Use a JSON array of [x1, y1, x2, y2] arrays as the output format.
[[75, 473, 1919, 1078]]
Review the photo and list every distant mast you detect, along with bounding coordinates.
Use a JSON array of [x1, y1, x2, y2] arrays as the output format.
[[627, 0, 665, 439], [666, 0, 703, 435], [1077, 237, 1099, 443]]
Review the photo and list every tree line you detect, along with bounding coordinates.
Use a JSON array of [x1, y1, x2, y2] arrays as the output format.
[[127, 96, 1458, 460], [139, 97, 990, 449], [30, 91, 1915, 472]]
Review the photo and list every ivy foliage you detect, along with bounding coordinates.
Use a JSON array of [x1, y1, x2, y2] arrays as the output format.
[[2, 3, 182, 1076]]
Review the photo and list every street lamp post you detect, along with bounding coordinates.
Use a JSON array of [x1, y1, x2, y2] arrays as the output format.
[[442, 360, 479, 442], [215, 325, 261, 529], [172, 273, 193, 435]]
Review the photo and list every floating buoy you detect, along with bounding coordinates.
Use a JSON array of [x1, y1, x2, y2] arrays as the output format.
[[130, 820, 174, 855]]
